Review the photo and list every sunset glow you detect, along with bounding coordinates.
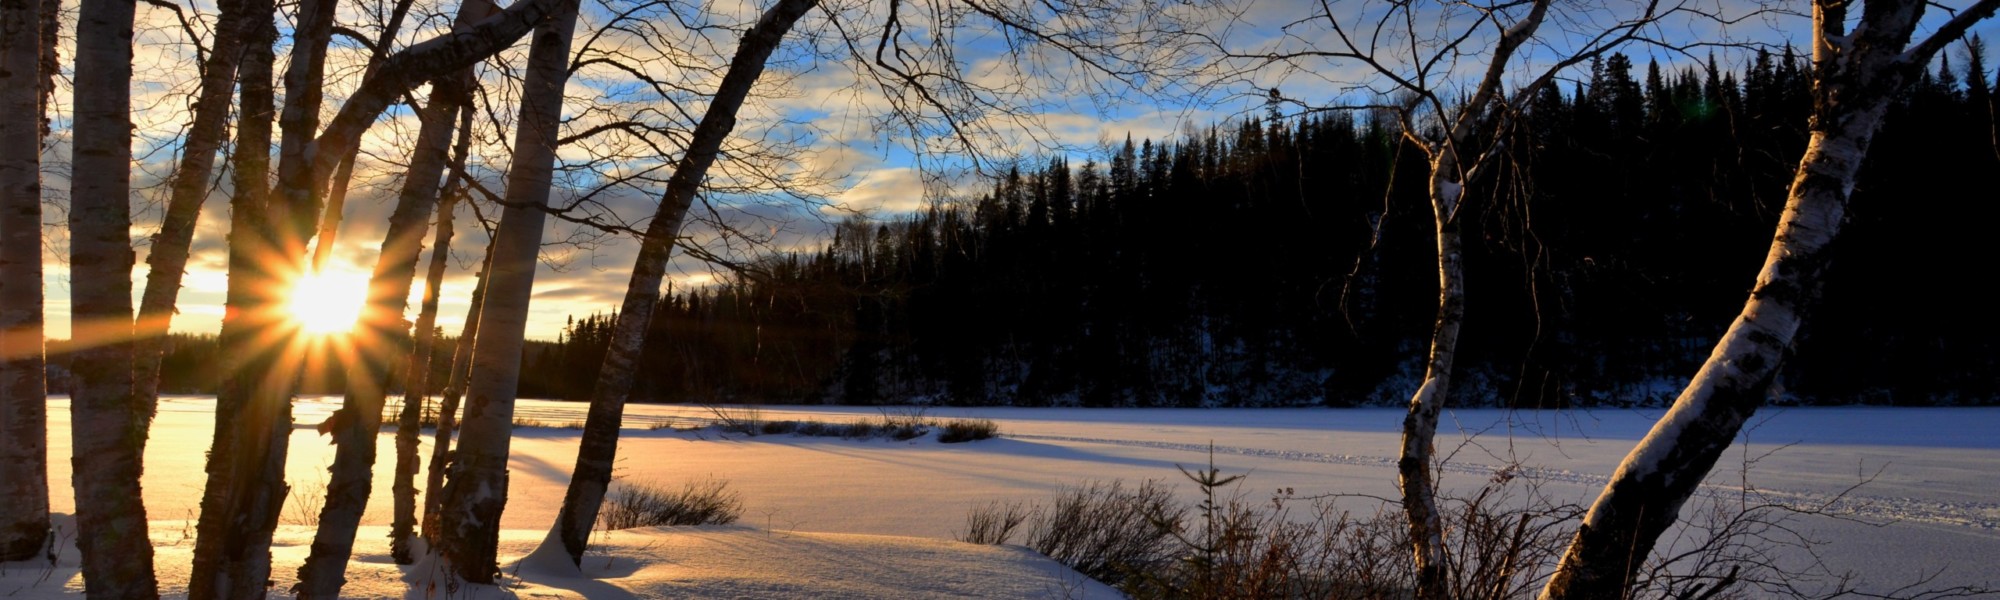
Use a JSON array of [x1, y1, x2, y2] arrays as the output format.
[[288, 270, 370, 335]]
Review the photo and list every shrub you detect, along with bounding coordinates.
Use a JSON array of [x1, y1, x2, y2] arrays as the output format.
[[938, 418, 999, 443], [958, 500, 1033, 545], [598, 478, 744, 530], [876, 416, 927, 441], [961, 462, 1586, 599], [1020, 480, 1186, 588], [705, 405, 765, 436]]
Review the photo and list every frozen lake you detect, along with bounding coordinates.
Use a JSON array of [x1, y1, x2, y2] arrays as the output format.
[[25, 396, 2000, 596]]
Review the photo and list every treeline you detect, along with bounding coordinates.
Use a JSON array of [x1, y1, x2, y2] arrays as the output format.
[[552, 48, 1995, 408], [99, 49, 1996, 408]]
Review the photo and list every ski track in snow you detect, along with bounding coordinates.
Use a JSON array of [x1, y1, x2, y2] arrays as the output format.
[[1002, 433, 2000, 532]]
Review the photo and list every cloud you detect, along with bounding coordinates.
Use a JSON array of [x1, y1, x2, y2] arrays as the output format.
[[823, 167, 929, 216]]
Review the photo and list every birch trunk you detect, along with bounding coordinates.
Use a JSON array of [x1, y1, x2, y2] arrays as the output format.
[[436, 0, 579, 581], [1386, 4, 1549, 595], [1398, 161, 1465, 599], [187, 1, 289, 595], [0, 0, 47, 562], [268, 0, 340, 256], [306, 0, 416, 274], [543, 0, 818, 566], [391, 185, 458, 565], [134, 0, 249, 414], [191, 0, 335, 591], [422, 234, 492, 543], [393, 20, 487, 567], [1539, 0, 1999, 596], [294, 8, 485, 589], [191, 0, 542, 588], [69, 0, 160, 595]]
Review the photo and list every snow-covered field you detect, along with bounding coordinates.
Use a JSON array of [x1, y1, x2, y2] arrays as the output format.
[[9, 396, 1999, 597]]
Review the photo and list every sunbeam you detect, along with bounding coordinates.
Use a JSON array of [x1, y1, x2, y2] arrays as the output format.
[[288, 269, 371, 336]]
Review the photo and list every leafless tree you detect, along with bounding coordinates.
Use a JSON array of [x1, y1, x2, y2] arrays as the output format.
[[293, 0, 502, 590], [538, 0, 820, 568], [1540, 0, 2000, 596], [191, 0, 579, 591], [1225, 0, 1712, 595], [433, 0, 581, 582], [132, 0, 252, 422], [0, 0, 49, 564], [68, 0, 161, 594]]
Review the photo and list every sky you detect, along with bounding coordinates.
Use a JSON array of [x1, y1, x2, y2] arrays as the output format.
[[26, 0, 2000, 342]]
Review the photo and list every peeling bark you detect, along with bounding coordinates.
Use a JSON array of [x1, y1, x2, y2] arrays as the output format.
[[69, 0, 160, 595], [192, 0, 338, 589], [435, 0, 579, 582], [0, 0, 47, 563], [545, 0, 819, 566]]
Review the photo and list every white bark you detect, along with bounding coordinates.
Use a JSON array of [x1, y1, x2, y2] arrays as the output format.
[[435, 0, 579, 582], [1540, 0, 1999, 596], [0, 0, 47, 562], [69, 0, 159, 595], [1392, 1, 1548, 590]]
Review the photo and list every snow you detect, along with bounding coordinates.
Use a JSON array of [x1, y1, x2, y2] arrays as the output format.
[[7, 396, 1998, 597], [3, 519, 1117, 599]]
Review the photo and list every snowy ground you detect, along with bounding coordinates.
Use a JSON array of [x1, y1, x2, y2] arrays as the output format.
[[7, 396, 1998, 597]]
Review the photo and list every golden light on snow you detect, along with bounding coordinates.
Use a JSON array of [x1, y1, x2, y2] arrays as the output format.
[[287, 269, 371, 336]]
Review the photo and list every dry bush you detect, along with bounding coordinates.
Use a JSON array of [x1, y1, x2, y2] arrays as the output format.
[[965, 463, 1589, 599], [959, 499, 1033, 545], [938, 418, 999, 443], [598, 478, 743, 530], [962, 480, 1185, 588]]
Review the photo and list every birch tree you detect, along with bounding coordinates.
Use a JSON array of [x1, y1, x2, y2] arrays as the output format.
[[390, 153, 465, 564], [539, 0, 819, 566], [186, 0, 287, 594], [1540, 0, 2000, 596], [191, 0, 575, 591], [0, 0, 46, 563], [1238, 1, 1686, 594], [434, 0, 581, 581], [423, 232, 493, 542], [391, 101, 481, 565], [294, 0, 501, 590], [69, 0, 162, 593], [133, 0, 252, 416], [305, 0, 420, 276]]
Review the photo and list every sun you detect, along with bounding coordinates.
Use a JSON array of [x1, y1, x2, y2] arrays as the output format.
[[288, 270, 371, 335]]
